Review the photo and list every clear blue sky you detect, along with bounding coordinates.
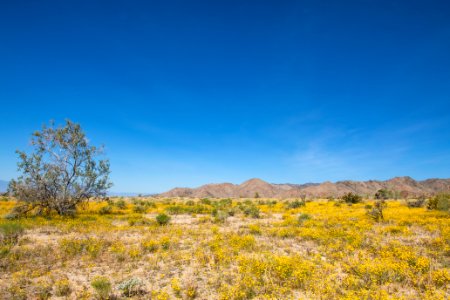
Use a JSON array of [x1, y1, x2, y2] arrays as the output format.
[[1, 0, 450, 193]]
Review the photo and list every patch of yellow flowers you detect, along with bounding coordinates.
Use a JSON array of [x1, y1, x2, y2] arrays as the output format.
[[0, 198, 448, 299]]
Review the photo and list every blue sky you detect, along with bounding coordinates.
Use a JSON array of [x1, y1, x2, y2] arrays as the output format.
[[1, 0, 450, 193]]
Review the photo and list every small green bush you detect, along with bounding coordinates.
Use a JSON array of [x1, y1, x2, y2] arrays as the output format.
[[341, 193, 363, 204], [156, 213, 171, 225], [133, 205, 147, 213], [227, 207, 238, 216], [91, 276, 112, 299], [165, 205, 185, 215], [128, 216, 152, 226], [98, 205, 113, 215], [366, 200, 387, 222], [117, 278, 144, 297], [286, 199, 305, 209], [0, 222, 25, 245], [242, 205, 260, 218], [54, 279, 71, 297], [214, 210, 228, 223], [297, 213, 311, 224], [407, 197, 426, 208], [427, 193, 450, 212], [115, 199, 127, 209], [200, 198, 211, 205]]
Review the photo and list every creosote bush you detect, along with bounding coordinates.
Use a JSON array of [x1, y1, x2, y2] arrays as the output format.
[[114, 199, 127, 209], [297, 213, 311, 224], [342, 192, 363, 204], [133, 204, 147, 213], [99, 205, 113, 215], [54, 278, 71, 297], [286, 199, 305, 209], [240, 203, 260, 218], [91, 276, 112, 299], [0, 222, 25, 245], [156, 213, 171, 225], [427, 193, 450, 212], [406, 197, 426, 208]]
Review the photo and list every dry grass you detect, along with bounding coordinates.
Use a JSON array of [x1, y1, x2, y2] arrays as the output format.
[[0, 197, 449, 299]]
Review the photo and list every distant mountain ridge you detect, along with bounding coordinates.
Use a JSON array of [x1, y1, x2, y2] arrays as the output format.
[[159, 177, 450, 198]]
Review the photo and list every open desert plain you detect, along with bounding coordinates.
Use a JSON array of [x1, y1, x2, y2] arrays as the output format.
[[1, 0, 450, 299], [0, 188, 449, 299]]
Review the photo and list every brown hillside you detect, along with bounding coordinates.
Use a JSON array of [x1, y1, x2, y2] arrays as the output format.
[[159, 177, 450, 198]]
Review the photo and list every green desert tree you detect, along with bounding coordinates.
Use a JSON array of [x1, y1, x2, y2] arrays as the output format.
[[8, 120, 112, 216], [341, 192, 362, 204], [374, 188, 393, 200]]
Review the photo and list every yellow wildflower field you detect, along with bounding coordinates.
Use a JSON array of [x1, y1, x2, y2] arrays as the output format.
[[0, 198, 448, 299]]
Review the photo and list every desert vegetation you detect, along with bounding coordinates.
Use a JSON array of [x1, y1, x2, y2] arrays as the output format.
[[0, 195, 449, 299]]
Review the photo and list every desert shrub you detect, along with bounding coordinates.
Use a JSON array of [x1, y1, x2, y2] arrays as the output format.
[[286, 199, 305, 209], [214, 210, 228, 223], [213, 198, 232, 208], [242, 204, 260, 218], [189, 204, 211, 214], [117, 278, 144, 297], [133, 199, 156, 208], [227, 207, 238, 216], [248, 224, 261, 235], [59, 237, 105, 258], [297, 213, 311, 224], [0, 222, 25, 245], [128, 216, 152, 226], [185, 200, 195, 206], [375, 189, 393, 200], [4, 212, 19, 220], [222, 198, 233, 205], [427, 193, 450, 212], [54, 279, 71, 296], [407, 197, 426, 208], [200, 198, 211, 205], [184, 282, 198, 299], [160, 236, 171, 250], [34, 280, 53, 300], [342, 193, 363, 204], [91, 276, 112, 299], [114, 199, 127, 209], [165, 205, 185, 215], [165, 204, 210, 215], [211, 208, 218, 216], [156, 213, 171, 225], [144, 201, 156, 208], [133, 204, 147, 213], [99, 205, 113, 215], [171, 278, 182, 297], [141, 239, 159, 252], [366, 200, 387, 222]]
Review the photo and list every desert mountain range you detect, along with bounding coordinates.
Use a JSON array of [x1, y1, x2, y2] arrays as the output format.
[[159, 177, 450, 198]]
